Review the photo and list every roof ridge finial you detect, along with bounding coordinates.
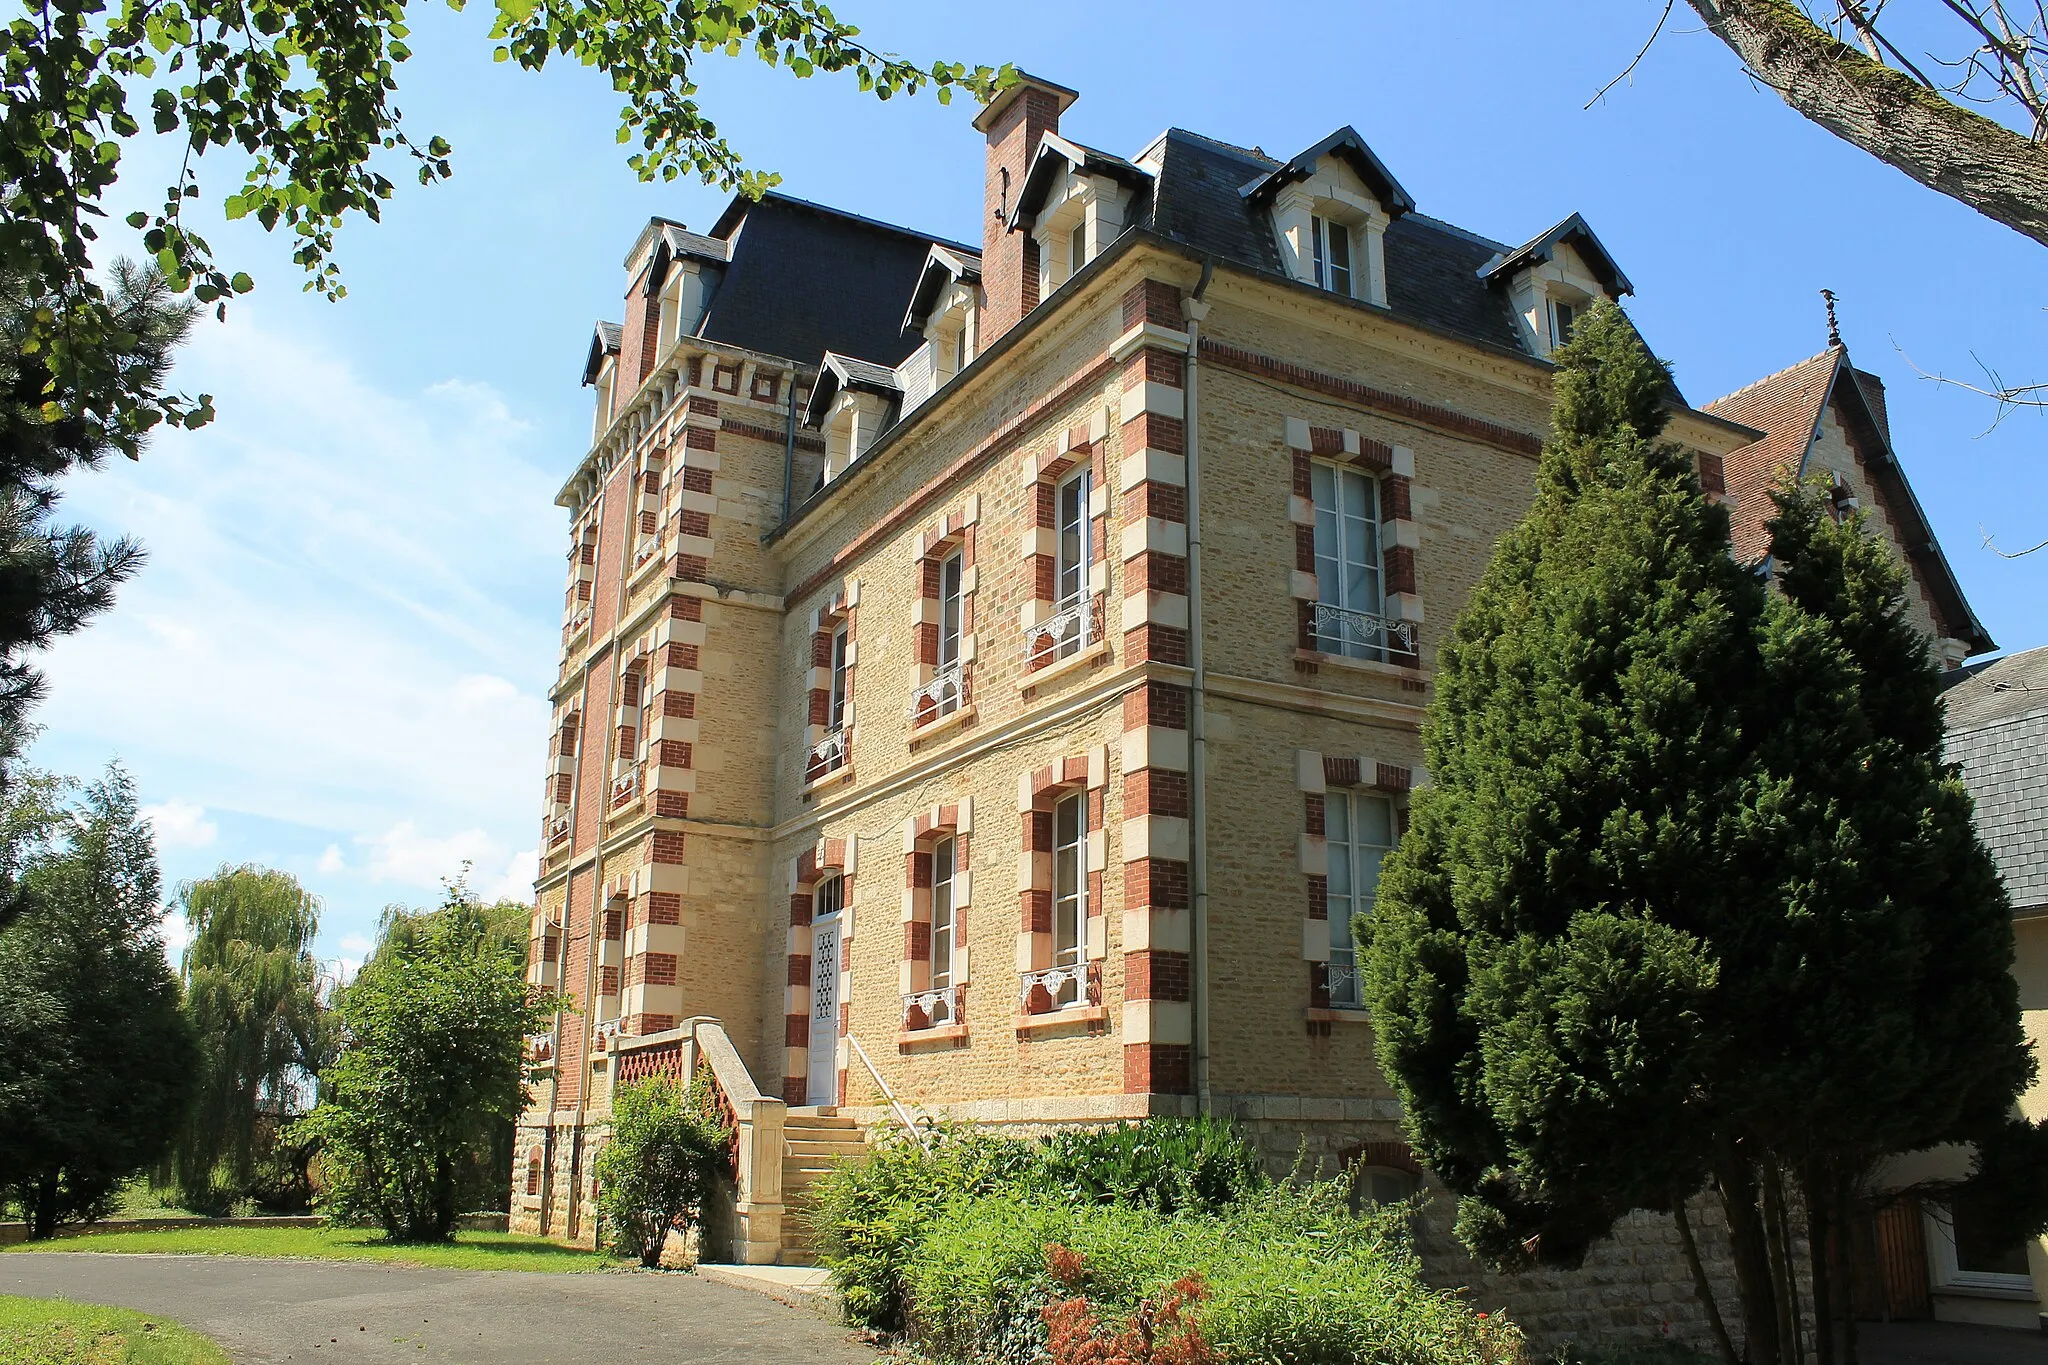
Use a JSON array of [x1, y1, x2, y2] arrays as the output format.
[[1821, 288, 1843, 349]]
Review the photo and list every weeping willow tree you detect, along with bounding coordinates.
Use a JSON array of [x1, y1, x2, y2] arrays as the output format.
[[165, 864, 329, 1212]]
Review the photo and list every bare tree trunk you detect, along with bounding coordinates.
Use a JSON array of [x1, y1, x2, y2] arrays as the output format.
[[1718, 1145, 1785, 1365], [1763, 1163, 1804, 1365], [1684, 0, 2048, 247], [1676, 1195, 1744, 1365], [1803, 1164, 1835, 1365]]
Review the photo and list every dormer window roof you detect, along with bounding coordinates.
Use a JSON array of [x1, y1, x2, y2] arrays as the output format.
[[1479, 212, 1633, 358], [903, 245, 983, 334], [1478, 212, 1633, 298], [1240, 126, 1415, 220], [803, 352, 904, 429], [1010, 134, 1151, 231], [581, 320, 622, 386]]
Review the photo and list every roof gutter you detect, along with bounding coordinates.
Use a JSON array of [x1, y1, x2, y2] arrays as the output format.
[[1182, 256, 1215, 1117]]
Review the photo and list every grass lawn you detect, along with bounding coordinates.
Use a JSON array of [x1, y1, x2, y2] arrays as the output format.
[[3, 1225, 626, 1272], [0, 1296, 230, 1365]]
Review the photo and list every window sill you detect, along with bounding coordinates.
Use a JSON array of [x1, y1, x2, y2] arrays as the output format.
[[1294, 648, 1429, 682], [1022, 638, 1112, 693], [1932, 1282, 2040, 1303], [803, 765, 855, 799], [1015, 1005, 1109, 1036], [628, 545, 666, 591], [898, 1023, 970, 1048], [908, 703, 977, 747], [1305, 1007, 1371, 1025]]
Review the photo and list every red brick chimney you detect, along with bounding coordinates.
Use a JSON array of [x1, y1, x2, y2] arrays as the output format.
[[616, 221, 669, 392], [974, 74, 1078, 343]]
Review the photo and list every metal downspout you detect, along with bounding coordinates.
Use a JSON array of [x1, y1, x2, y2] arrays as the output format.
[[1182, 262, 1214, 1116], [781, 370, 799, 523]]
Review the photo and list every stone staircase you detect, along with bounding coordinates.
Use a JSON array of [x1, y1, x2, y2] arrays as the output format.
[[778, 1107, 867, 1265]]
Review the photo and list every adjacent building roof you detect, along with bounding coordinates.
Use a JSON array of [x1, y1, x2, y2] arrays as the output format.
[[1479, 212, 1635, 298], [1704, 346, 1992, 654], [1944, 646, 2048, 914]]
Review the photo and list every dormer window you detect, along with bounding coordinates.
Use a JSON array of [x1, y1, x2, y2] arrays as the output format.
[[1247, 131, 1412, 310], [1477, 212, 1633, 360], [1014, 134, 1139, 301], [1311, 215, 1355, 297]]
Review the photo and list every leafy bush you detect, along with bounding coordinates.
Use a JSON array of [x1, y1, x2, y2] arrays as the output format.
[[592, 1071, 732, 1267], [905, 1181, 1524, 1365], [807, 1122, 1036, 1332], [1031, 1116, 1267, 1216]]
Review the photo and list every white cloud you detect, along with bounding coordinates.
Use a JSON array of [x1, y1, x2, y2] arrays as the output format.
[[157, 906, 193, 969], [143, 798, 218, 851], [356, 820, 534, 903], [29, 306, 560, 959], [337, 932, 374, 960]]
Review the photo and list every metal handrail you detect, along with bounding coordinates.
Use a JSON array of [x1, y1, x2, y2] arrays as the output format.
[[845, 1031, 928, 1154]]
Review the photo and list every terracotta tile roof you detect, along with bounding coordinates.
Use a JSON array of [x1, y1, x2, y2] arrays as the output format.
[[1702, 348, 1841, 562]]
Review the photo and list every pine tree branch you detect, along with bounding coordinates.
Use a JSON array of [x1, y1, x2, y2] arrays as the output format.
[[1685, 0, 2048, 245]]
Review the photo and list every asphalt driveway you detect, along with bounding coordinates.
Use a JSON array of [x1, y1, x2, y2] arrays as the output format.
[[2, 1253, 875, 1363]]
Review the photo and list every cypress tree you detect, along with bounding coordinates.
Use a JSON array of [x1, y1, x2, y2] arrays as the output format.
[[1361, 299, 1766, 1273], [1363, 303, 2046, 1365]]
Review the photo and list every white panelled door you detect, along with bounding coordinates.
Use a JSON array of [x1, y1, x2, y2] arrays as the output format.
[[807, 915, 841, 1106]]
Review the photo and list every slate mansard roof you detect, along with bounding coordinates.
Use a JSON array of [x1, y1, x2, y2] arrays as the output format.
[[1944, 646, 2048, 914]]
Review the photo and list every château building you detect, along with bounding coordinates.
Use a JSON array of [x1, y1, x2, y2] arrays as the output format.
[[512, 76, 1993, 1347]]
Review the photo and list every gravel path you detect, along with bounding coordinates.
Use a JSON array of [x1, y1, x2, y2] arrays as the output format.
[[2, 1253, 874, 1364]]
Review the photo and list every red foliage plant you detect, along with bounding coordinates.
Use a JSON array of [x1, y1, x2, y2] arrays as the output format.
[[1040, 1244, 1218, 1365]]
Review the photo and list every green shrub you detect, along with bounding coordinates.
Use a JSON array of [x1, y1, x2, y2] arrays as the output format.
[[1030, 1116, 1267, 1216], [807, 1122, 1036, 1331], [905, 1182, 1523, 1365], [591, 1071, 732, 1267]]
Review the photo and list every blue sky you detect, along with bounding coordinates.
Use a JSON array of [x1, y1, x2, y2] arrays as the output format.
[[36, 0, 2048, 973]]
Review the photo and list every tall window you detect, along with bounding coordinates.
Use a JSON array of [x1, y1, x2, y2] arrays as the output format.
[[1068, 219, 1089, 281], [930, 836, 957, 1022], [1054, 468, 1092, 658], [636, 666, 653, 764], [1311, 461, 1386, 659], [1311, 215, 1354, 297], [952, 325, 968, 375], [936, 551, 964, 714], [828, 624, 850, 732], [1326, 791, 1395, 1008], [1051, 793, 1086, 1006]]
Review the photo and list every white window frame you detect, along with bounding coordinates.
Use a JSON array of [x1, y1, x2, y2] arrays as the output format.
[[1311, 460, 1388, 660], [1051, 792, 1086, 1007], [1311, 214, 1355, 298], [1053, 467, 1093, 659], [827, 624, 850, 733], [1325, 790, 1397, 1009], [930, 835, 957, 1019], [937, 551, 964, 703], [814, 871, 844, 921], [1068, 219, 1089, 280], [1926, 1200, 2036, 1295]]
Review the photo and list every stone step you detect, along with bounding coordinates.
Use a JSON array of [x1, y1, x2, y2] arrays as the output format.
[[786, 1137, 866, 1158], [782, 1117, 861, 1135]]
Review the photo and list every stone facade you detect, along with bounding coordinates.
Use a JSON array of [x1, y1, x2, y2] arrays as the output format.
[[513, 78, 1990, 1351]]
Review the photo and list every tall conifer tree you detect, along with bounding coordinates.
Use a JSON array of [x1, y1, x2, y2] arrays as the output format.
[[1363, 302, 2045, 1365], [1362, 299, 1765, 1272]]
